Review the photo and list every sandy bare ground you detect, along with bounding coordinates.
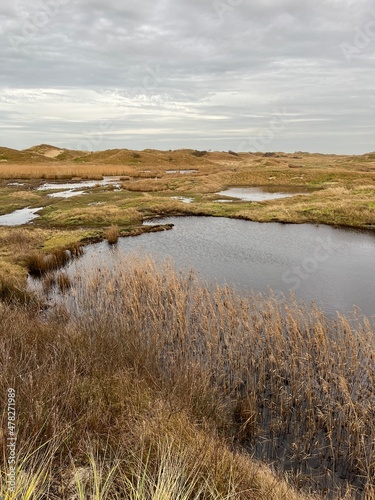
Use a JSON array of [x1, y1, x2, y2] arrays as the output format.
[[42, 148, 63, 158]]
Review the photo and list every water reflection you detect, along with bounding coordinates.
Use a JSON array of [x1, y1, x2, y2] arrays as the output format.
[[61, 217, 375, 318], [216, 187, 310, 202]]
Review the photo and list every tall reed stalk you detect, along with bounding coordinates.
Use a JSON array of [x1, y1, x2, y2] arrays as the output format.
[[67, 257, 375, 497], [1, 256, 374, 498]]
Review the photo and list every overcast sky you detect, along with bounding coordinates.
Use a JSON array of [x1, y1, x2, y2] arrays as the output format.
[[0, 0, 374, 153]]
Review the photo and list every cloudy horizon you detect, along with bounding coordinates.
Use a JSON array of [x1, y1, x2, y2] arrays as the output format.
[[0, 0, 374, 154]]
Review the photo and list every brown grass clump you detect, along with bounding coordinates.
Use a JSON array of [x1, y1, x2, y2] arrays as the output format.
[[104, 225, 119, 244], [0, 228, 42, 258], [42, 271, 56, 293], [25, 248, 71, 274], [66, 241, 84, 257], [2, 256, 373, 498], [122, 178, 170, 192], [0, 272, 33, 305]]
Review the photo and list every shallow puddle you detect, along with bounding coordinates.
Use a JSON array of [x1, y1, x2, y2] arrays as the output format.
[[0, 207, 43, 226], [216, 187, 309, 202], [170, 196, 194, 204], [36, 176, 122, 191], [48, 190, 87, 198], [166, 169, 198, 174]]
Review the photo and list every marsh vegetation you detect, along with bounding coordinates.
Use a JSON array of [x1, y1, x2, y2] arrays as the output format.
[[1, 146, 375, 498], [1, 259, 375, 498]]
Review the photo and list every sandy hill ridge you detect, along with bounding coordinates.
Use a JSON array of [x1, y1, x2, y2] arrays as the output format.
[[23, 144, 88, 161], [1, 145, 374, 169], [83, 148, 219, 166], [25, 144, 65, 158], [0, 145, 252, 167], [0, 146, 53, 163]]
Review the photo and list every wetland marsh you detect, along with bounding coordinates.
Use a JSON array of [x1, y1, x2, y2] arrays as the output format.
[[1, 146, 375, 499]]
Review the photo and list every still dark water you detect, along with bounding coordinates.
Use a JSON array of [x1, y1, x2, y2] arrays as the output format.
[[64, 217, 375, 319]]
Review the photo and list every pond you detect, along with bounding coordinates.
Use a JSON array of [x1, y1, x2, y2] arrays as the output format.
[[61, 216, 375, 318], [216, 186, 310, 202], [0, 207, 43, 226]]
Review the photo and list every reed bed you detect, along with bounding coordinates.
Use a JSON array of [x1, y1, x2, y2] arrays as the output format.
[[1, 257, 374, 498], [66, 257, 375, 497], [0, 164, 137, 179], [0, 303, 313, 500]]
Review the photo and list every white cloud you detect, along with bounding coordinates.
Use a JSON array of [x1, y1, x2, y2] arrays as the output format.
[[0, 0, 374, 153]]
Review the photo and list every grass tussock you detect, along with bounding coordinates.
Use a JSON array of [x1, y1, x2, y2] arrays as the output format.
[[0, 229, 44, 259], [1, 257, 374, 498], [104, 225, 119, 244], [0, 272, 33, 305], [66, 241, 84, 257], [25, 243, 83, 275], [0, 228, 88, 280], [25, 249, 70, 274]]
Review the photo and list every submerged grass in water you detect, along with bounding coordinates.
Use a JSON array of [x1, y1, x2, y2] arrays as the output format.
[[1, 256, 374, 498]]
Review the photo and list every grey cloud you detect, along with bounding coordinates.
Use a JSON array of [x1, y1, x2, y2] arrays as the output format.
[[0, 0, 374, 153]]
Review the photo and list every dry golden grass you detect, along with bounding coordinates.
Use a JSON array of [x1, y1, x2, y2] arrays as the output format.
[[0, 163, 138, 179], [237, 185, 375, 227], [1, 257, 373, 498], [104, 225, 119, 244], [6, 190, 41, 201], [42, 205, 142, 227], [0, 228, 44, 257], [220, 163, 375, 189], [0, 297, 316, 500], [56, 272, 72, 291], [24, 243, 84, 275], [180, 174, 225, 194], [1, 148, 374, 183], [67, 258, 375, 497], [25, 249, 70, 274], [0, 272, 34, 305], [0, 228, 89, 265]]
